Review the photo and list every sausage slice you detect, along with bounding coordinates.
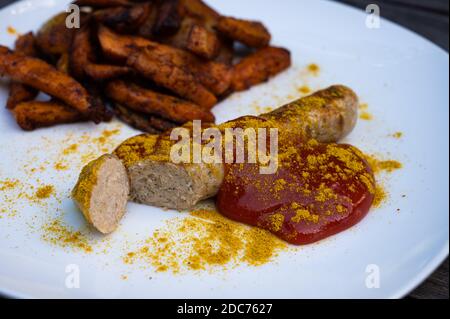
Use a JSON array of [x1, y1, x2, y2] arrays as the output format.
[[72, 154, 129, 234]]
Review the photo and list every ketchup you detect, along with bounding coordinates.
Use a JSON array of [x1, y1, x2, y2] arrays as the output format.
[[216, 139, 375, 245]]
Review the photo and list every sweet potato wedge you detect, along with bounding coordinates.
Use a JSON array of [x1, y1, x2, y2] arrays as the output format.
[[98, 25, 158, 63], [0, 46, 99, 120], [159, 15, 196, 50], [12, 100, 84, 131], [127, 47, 217, 109], [74, 0, 132, 8], [152, 0, 181, 37], [7, 32, 38, 110], [232, 47, 291, 91], [137, 1, 158, 38], [56, 53, 70, 74], [93, 3, 150, 32], [186, 24, 220, 59], [106, 80, 215, 123], [98, 26, 231, 95], [36, 12, 79, 57], [114, 104, 164, 134], [71, 26, 132, 80], [180, 0, 220, 30], [217, 16, 271, 48]]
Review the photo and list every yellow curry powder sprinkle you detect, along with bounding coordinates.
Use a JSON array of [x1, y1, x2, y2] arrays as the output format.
[[0, 179, 19, 191], [359, 111, 373, 121], [373, 185, 387, 208], [42, 219, 93, 253], [359, 103, 369, 111], [298, 85, 311, 95], [365, 155, 403, 174], [63, 144, 79, 155], [123, 208, 287, 273], [267, 213, 285, 232], [307, 63, 320, 76], [54, 162, 69, 171], [34, 185, 55, 200], [358, 104, 373, 121], [114, 134, 159, 168], [7, 26, 18, 35]]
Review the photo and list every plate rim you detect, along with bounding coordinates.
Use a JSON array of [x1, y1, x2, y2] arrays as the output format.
[[0, 0, 448, 299]]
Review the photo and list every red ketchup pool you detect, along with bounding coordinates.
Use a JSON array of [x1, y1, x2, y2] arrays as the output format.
[[216, 139, 375, 245]]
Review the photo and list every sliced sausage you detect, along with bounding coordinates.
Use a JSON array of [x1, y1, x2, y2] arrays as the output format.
[[72, 154, 129, 234]]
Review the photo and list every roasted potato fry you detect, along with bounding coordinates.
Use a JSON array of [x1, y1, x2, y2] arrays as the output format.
[[232, 47, 291, 91], [71, 25, 132, 80], [186, 24, 220, 59], [180, 0, 220, 30], [0, 46, 100, 120], [114, 104, 163, 134], [127, 47, 217, 109], [7, 32, 38, 110], [106, 80, 215, 123], [148, 114, 179, 132], [56, 53, 70, 74], [137, 1, 158, 38], [217, 16, 271, 48], [98, 26, 231, 95], [84, 64, 133, 80], [74, 0, 132, 8], [70, 26, 95, 79], [36, 12, 80, 57], [2, 0, 291, 133], [12, 100, 84, 131], [214, 36, 234, 66], [98, 25, 157, 63], [84, 79, 114, 122], [93, 3, 150, 32], [152, 0, 181, 37], [159, 15, 195, 50]]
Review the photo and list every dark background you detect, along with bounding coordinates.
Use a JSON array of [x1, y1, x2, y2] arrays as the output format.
[[0, 0, 448, 299]]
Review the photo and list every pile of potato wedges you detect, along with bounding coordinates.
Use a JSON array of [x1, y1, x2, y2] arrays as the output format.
[[0, 0, 291, 132]]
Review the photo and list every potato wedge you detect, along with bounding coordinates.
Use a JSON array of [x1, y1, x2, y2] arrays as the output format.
[[214, 36, 234, 66], [159, 15, 196, 50], [232, 47, 291, 91], [180, 0, 220, 30], [106, 80, 215, 123], [217, 16, 271, 48], [98, 26, 231, 95], [114, 104, 164, 134], [12, 100, 84, 131], [0, 46, 100, 120], [36, 12, 80, 57], [74, 0, 132, 8], [137, 1, 158, 38], [7, 32, 38, 110], [56, 53, 70, 74], [152, 0, 181, 37], [186, 24, 220, 59], [127, 47, 217, 109], [71, 25, 132, 80], [93, 3, 150, 33]]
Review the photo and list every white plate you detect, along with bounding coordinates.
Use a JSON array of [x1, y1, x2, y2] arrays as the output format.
[[0, 0, 448, 299]]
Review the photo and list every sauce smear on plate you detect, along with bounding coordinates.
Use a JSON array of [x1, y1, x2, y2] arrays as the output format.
[[217, 139, 375, 245]]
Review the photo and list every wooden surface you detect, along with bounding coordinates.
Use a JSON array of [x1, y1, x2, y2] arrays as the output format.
[[0, 0, 448, 299]]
